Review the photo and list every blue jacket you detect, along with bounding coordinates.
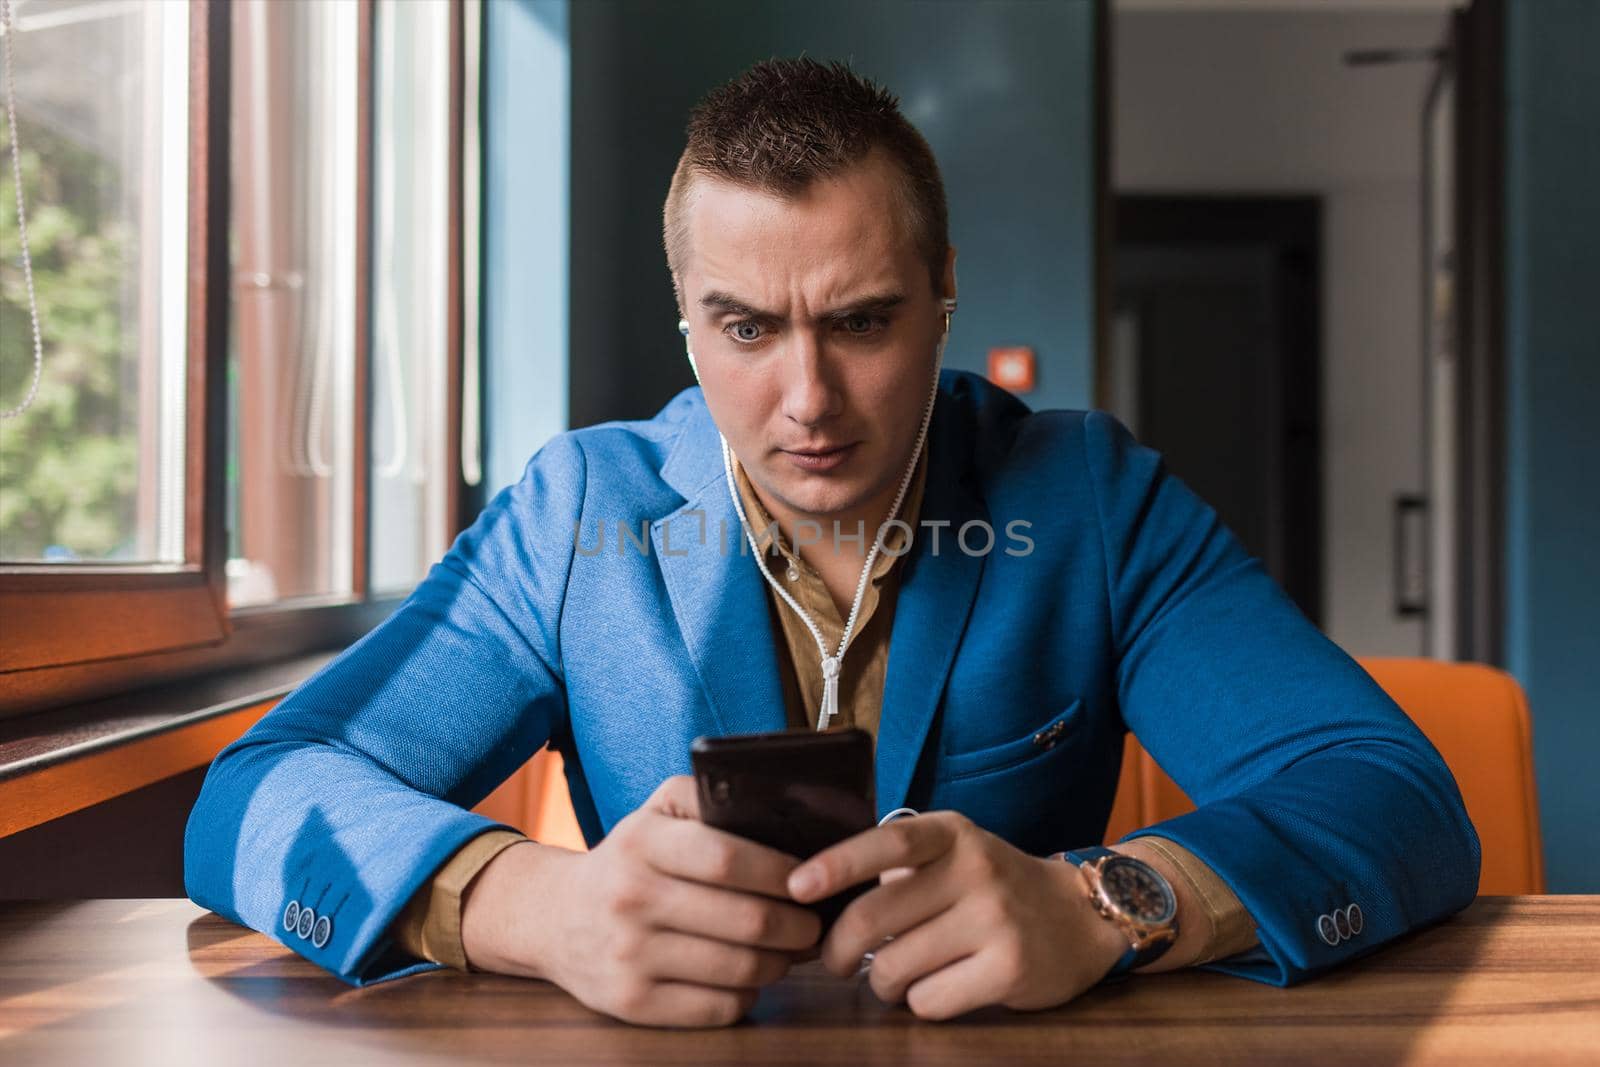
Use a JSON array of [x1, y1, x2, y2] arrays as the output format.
[[184, 371, 1480, 988]]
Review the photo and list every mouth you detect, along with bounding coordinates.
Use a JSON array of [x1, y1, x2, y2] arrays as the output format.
[[779, 441, 859, 473]]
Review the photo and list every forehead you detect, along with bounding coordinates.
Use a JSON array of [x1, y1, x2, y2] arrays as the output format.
[[681, 154, 922, 303]]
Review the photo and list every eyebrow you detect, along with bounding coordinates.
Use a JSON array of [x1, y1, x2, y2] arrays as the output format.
[[698, 290, 907, 321]]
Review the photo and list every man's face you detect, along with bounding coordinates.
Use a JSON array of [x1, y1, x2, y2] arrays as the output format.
[[676, 152, 955, 524]]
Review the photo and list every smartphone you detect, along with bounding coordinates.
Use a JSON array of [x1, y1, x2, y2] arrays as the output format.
[[690, 727, 877, 931]]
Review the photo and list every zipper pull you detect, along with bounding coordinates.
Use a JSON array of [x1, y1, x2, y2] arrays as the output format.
[[817, 655, 841, 730]]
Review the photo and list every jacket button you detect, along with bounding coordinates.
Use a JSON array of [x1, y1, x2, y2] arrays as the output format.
[[282, 901, 300, 933], [296, 907, 316, 940], [1346, 903, 1364, 936], [1316, 913, 1340, 946], [311, 915, 332, 949]]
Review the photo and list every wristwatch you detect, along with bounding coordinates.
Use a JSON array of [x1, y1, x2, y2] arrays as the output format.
[[1058, 846, 1179, 980]]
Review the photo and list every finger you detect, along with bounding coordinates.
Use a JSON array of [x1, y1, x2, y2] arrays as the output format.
[[880, 865, 915, 885], [864, 898, 981, 1004], [642, 814, 803, 898], [788, 815, 958, 904], [819, 855, 959, 975], [640, 930, 793, 990], [626, 982, 758, 1029], [903, 952, 994, 1022], [649, 876, 821, 951], [646, 775, 702, 820]]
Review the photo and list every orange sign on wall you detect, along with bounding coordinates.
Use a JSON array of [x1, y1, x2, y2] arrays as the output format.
[[988, 346, 1036, 393]]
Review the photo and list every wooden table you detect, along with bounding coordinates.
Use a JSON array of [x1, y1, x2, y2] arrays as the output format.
[[2, 897, 1596, 1065]]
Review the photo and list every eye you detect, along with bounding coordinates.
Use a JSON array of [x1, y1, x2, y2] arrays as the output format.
[[724, 320, 766, 344], [839, 313, 887, 337]]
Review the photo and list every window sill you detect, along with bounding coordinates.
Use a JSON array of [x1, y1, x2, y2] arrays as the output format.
[[0, 597, 399, 719], [0, 654, 333, 836]]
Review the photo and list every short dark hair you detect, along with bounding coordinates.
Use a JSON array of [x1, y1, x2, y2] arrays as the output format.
[[663, 57, 950, 299]]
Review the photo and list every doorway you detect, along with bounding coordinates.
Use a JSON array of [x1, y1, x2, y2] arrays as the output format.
[[1109, 0, 1467, 656], [1111, 196, 1322, 623]]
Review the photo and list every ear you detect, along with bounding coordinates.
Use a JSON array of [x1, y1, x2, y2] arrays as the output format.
[[941, 245, 958, 305]]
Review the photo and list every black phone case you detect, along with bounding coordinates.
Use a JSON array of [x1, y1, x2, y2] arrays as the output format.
[[691, 727, 877, 931]]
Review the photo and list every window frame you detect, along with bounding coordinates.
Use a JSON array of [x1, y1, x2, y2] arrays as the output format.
[[1, 0, 476, 720], [1, 0, 230, 684]]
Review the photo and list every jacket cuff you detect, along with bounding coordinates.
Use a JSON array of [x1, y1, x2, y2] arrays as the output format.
[[188, 801, 518, 989], [1116, 792, 1431, 988]]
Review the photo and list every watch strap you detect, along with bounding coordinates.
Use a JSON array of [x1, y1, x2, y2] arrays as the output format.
[[1061, 846, 1117, 864]]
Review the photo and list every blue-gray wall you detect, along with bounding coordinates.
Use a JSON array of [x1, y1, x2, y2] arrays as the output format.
[[1504, 0, 1600, 892], [566, 0, 1098, 427], [482, 0, 1600, 892]]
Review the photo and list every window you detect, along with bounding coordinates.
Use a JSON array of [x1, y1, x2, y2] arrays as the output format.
[[1, 0, 226, 697], [0, 0, 478, 717], [226, 0, 360, 607], [369, 0, 457, 595], [0, 0, 191, 564]]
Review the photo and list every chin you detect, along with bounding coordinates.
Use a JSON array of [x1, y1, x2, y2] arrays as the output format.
[[770, 475, 871, 520]]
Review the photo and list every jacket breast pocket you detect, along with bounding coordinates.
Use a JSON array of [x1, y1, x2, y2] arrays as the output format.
[[930, 699, 1089, 853], [939, 698, 1086, 782]]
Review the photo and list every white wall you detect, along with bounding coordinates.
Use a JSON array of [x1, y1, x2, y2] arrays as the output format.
[[1113, 7, 1447, 655]]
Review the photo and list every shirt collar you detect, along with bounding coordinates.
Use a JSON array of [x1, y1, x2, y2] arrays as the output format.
[[730, 446, 929, 582]]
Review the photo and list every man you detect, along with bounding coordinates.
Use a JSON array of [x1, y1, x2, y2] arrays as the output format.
[[185, 59, 1480, 1028]]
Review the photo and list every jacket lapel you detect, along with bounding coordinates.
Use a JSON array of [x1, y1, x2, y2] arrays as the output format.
[[653, 406, 788, 739], [650, 381, 991, 807], [876, 397, 989, 817]]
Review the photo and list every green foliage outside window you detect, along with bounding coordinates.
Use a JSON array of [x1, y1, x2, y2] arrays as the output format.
[[0, 117, 137, 561]]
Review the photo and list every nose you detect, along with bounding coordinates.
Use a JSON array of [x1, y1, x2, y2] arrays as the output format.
[[778, 328, 841, 428]]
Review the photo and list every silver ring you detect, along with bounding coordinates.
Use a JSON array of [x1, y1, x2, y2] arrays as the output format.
[[879, 807, 920, 826]]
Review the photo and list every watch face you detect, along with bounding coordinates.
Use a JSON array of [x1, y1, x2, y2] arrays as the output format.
[[1101, 857, 1177, 925]]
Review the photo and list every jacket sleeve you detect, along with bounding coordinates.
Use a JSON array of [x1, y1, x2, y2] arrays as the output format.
[[183, 435, 586, 986], [1081, 410, 1480, 986]]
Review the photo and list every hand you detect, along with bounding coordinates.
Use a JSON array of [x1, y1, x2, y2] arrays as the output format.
[[787, 811, 1130, 1020], [461, 775, 822, 1028]]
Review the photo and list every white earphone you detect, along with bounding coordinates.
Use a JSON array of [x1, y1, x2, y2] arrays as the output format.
[[678, 297, 955, 385], [678, 317, 700, 384]]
